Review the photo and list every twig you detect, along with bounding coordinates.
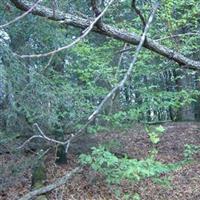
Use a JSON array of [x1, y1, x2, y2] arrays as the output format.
[[33, 123, 70, 146], [16, 0, 115, 58], [18, 167, 81, 200], [131, 0, 146, 29], [42, 53, 55, 72], [0, 0, 42, 28], [155, 32, 200, 41], [115, 43, 128, 79], [17, 123, 70, 149], [116, 46, 135, 54], [17, 135, 45, 149]]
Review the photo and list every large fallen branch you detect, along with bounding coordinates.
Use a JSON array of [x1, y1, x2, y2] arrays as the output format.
[[19, 167, 81, 200], [10, 0, 200, 70]]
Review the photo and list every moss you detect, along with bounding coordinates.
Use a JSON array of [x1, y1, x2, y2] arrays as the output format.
[[31, 159, 48, 200], [35, 195, 48, 200], [31, 160, 46, 189]]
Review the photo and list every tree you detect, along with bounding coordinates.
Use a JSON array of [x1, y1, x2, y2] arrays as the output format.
[[0, 0, 200, 198]]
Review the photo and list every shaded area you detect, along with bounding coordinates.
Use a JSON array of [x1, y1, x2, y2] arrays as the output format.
[[1, 122, 200, 199]]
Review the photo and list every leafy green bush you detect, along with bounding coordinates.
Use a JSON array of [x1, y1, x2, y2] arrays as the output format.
[[145, 125, 165, 144], [79, 146, 179, 184]]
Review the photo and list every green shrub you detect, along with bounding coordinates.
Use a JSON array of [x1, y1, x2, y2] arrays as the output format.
[[184, 144, 200, 161], [79, 146, 179, 184], [145, 125, 165, 144]]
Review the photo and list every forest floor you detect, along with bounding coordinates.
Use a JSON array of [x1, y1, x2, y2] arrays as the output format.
[[1, 122, 200, 200]]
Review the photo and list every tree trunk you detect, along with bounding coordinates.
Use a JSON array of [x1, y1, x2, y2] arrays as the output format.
[[194, 72, 200, 121], [174, 69, 195, 121]]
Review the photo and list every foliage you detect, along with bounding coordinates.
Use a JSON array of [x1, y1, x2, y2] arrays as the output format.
[[0, 1, 200, 198], [152, 176, 173, 188], [1, 0, 200, 136], [79, 146, 180, 184], [145, 125, 165, 144], [184, 144, 200, 161]]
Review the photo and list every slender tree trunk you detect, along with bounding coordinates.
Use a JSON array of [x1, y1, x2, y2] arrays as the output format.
[[194, 72, 200, 121], [174, 69, 195, 121]]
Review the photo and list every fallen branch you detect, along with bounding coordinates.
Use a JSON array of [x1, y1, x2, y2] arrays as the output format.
[[18, 167, 81, 200], [10, 0, 200, 70], [17, 123, 70, 149]]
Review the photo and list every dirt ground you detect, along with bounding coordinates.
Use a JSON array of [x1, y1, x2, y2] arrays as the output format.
[[1, 122, 200, 200]]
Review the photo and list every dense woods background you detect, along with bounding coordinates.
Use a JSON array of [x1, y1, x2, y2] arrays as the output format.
[[0, 0, 200, 199]]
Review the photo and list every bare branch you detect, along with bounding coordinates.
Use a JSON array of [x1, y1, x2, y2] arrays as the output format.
[[131, 0, 146, 29], [17, 123, 70, 149], [42, 52, 55, 73], [115, 43, 129, 79], [0, 0, 42, 28], [10, 0, 200, 70], [65, 2, 159, 139], [17, 135, 44, 149], [18, 167, 81, 200], [116, 46, 135, 54], [13, 0, 115, 58], [88, 2, 159, 121], [155, 32, 200, 41]]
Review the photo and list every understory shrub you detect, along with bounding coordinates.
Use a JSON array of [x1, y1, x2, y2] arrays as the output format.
[[79, 146, 180, 184]]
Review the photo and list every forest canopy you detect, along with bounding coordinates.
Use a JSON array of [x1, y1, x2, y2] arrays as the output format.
[[0, 0, 200, 199], [1, 0, 200, 133]]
